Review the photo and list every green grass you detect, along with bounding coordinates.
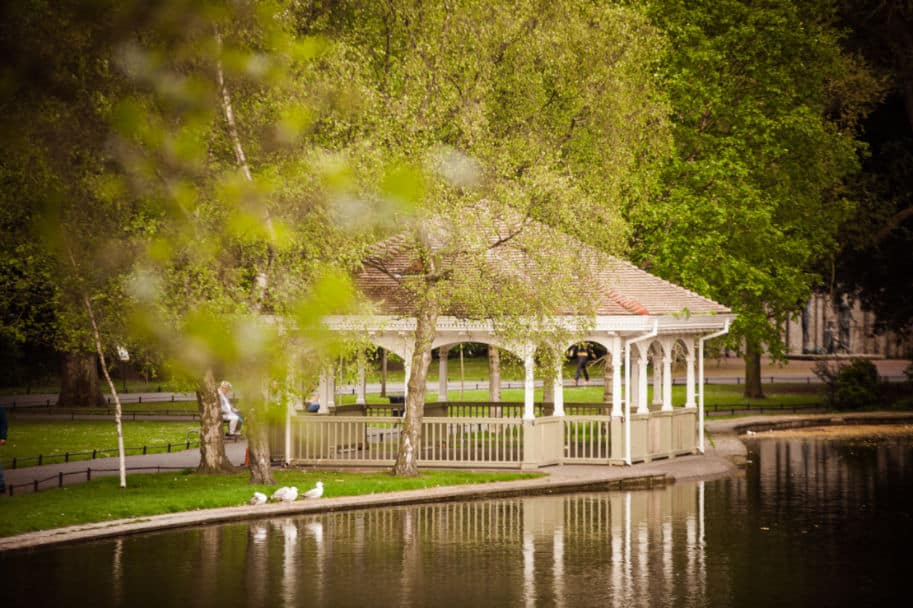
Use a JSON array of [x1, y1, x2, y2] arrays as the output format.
[[9, 401, 201, 414], [0, 379, 187, 395], [340, 382, 828, 409], [0, 469, 542, 538], [1, 420, 201, 467]]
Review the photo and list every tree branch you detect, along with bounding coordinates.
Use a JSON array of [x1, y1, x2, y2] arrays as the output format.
[[874, 205, 913, 242], [215, 29, 275, 313]]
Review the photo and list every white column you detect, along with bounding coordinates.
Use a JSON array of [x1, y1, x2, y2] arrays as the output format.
[[662, 340, 673, 412], [630, 351, 640, 411], [327, 369, 336, 409], [438, 346, 450, 401], [317, 369, 330, 414], [611, 337, 623, 417], [355, 359, 366, 405], [685, 339, 696, 408], [553, 358, 565, 417], [285, 365, 300, 464], [523, 529, 535, 607], [552, 525, 565, 606], [523, 351, 536, 420], [652, 349, 663, 407], [698, 338, 705, 451], [624, 340, 633, 465], [637, 345, 649, 414]]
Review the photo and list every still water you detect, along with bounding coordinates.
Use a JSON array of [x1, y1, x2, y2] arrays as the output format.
[[4, 433, 912, 607]]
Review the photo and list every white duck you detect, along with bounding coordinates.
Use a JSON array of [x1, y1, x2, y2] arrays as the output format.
[[248, 491, 267, 505], [270, 486, 299, 502], [302, 481, 324, 499]]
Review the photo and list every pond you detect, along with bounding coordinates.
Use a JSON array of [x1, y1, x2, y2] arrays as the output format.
[[3, 429, 912, 607]]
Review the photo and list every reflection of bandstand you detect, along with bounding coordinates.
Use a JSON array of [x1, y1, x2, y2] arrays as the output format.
[[240, 483, 708, 607], [274, 232, 735, 469]]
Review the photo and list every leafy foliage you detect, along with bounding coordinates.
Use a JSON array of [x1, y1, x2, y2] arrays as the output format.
[[628, 0, 883, 393], [814, 357, 880, 409], [293, 1, 673, 474]]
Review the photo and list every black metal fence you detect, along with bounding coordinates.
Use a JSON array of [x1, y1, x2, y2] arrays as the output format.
[[2, 439, 202, 470], [4, 465, 191, 497], [0, 392, 197, 409], [2, 407, 200, 420]]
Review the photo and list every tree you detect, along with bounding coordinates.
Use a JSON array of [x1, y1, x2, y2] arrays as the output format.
[[110, 1, 369, 480], [0, 0, 142, 409], [297, 0, 672, 475], [0, 0, 166, 485], [629, 0, 883, 397]]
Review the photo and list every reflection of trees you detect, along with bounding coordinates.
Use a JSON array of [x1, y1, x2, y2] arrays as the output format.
[[750, 435, 912, 522]]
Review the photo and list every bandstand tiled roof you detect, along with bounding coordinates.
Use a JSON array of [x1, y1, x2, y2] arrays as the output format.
[[355, 220, 730, 318]]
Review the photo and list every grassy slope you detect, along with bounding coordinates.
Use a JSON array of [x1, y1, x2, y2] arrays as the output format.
[[0, 469, 541, 538]]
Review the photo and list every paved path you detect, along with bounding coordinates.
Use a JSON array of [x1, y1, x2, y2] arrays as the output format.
[[2, 358, 909, 409], [2, 410, 912, 553], [2, 439, 248, 493]]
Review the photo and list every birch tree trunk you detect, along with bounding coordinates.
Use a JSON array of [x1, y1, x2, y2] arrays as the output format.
[[214, 30, 277, 479], [392, 303, 437, 477], [82, 295, 128, 488], [65, 246, 127, 487]]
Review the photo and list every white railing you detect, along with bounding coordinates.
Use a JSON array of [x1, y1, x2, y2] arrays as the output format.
[[563, 416, 613, 463], [421, 417, 524, 467], [284, 408, 697, 469]]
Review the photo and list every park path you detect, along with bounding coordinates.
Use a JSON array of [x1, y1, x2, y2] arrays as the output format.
[[2, 439, 248, 496], [2, 357, 908, 409]]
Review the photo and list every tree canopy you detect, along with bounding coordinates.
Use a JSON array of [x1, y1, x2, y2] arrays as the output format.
[[295, 0, 672, 474], [628, 0, 883, 396]]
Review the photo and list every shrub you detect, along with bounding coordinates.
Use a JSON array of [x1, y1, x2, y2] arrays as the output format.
[[834, 359, 880, 410]]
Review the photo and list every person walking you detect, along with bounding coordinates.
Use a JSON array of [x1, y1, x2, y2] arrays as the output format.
[[569, 343, 594, 386]]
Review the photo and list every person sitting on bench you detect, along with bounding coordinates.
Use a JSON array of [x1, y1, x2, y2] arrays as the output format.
[[218, 380, 243, 436]]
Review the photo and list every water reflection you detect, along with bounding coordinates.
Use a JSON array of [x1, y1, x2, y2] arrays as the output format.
[[189, 484, 709, 607], [4, 433, 912, 607]]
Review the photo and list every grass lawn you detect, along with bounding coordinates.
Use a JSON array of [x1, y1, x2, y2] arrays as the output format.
[[338, 382, 828, 410], [0, 468, 542, 538], [1, 420, 201, 467]]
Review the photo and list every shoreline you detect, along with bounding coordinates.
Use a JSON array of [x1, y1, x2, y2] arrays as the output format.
[[2, 411, 912, 553]]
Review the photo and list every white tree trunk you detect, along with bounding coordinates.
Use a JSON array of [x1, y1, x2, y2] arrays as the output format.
[[82, 294, 127, 488], [392, 304, 437, 476]]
